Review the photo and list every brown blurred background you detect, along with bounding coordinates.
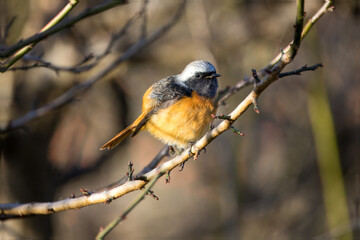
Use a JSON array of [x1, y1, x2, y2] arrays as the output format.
[[0, 0, 359, 239]]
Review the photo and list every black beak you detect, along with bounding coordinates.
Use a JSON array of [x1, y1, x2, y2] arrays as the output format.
[[206, 73, 221, 79]]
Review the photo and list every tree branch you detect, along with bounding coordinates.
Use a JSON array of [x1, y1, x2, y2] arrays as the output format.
[[218, 0, 332, 105], [0, 145, 168, 221], [278, 63, 323, 78], [0, 17, 16, 46], [1, 0, 80, 70], [7, 0, 149, 73], [104, 145, 169, 190], [0, 0, 186, 133], [0, 0, 127, 71], [267, 0, 333, 68], [0, 0, 333, 220], [301, 0, 334, 40], [95, 172, 161, 240]]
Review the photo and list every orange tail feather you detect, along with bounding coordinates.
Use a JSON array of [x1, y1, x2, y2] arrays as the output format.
[[100, 125, 135, 150], [100, 111, 150, 150]]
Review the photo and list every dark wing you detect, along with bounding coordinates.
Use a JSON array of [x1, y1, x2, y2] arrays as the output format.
[[132, 76, 192, 136], [150, 76, 192, 108]]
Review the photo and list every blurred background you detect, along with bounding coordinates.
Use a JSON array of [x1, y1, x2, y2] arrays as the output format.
[[0, 0, 359, 239]]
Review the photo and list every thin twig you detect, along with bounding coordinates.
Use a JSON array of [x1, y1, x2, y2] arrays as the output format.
[[1, 0, 81, 70], [278, 63, 323, 78], [267, 0, 333, 68], [218, 0, 331, 105], [301, 0, 334, 40], [217, 76, 254, 106], [104, 145, 169, 189], [0, 0, 127, 66], [0, 0, 186, 133], [0, 17, 17, 48], [8, 54, 94, 72], [95, 173, 161, 239], [127, 161, 134, 181], [139, 0, 148, 40], [8, 0, 148, 73]]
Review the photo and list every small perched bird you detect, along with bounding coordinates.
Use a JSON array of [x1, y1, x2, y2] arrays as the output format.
[[100, 60, 220, 151]]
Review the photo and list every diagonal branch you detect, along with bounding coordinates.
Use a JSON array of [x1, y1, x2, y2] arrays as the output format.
[[0, 17, 16, 46], [266, 0, 333, 69], [1, 0, 80, 70], [103, 145, 169, 190], [8, 0, 149, 73], [95, 172, 161, 239], [0, 0, 333, 220], [301, 0, 334, 39], [0, 0, 127, 69], [218, 0, 333, 105]]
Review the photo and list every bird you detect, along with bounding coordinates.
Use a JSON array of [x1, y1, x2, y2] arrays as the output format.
[[100, 60, 220, 152]]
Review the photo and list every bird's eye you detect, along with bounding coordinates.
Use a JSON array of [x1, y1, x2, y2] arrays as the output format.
[[195, 73, 201, 79]]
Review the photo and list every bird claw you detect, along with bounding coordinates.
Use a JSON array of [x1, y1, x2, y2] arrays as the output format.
[[179, 160, 188, 171]]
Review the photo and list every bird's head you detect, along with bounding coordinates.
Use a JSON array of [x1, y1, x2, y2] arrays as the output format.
[[177, 60, 220, 98], [178, 60, 220, 82]]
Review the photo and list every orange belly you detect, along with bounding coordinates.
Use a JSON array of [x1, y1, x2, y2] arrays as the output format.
[[145, 92, 216, 148]]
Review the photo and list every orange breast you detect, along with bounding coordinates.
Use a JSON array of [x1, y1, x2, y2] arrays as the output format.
[[145, 92, 216, 148]]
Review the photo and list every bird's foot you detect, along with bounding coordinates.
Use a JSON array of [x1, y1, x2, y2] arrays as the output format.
[[168, 146, 176, 156], [179, 160, 188, 171], [168, 145, 184, 156], [211, 113, 233, 121]]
